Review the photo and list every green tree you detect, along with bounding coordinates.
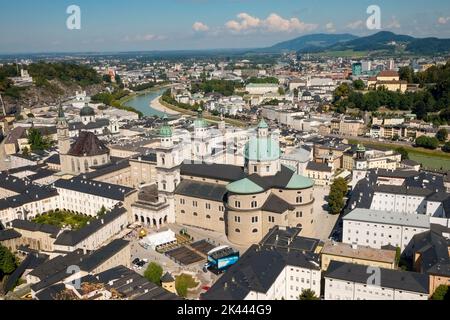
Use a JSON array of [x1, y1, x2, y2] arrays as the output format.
[[144, 262, 163, 285], [299, 289, 319, 300], [0, 244, 17, 279], [431, 285, 449, 300], [398, 66, 415, 83], [175, 274, 198, 298], [443, 141, 450, 153], [328, 178, 348, 215], [436, 128, 448, 143], [27, 128, 52, 151], [395, 147, 409, 161], [415, 136, 440, 150], [353, 79, 365, 90]]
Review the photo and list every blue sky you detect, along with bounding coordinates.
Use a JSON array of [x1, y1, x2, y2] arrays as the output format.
[[1, 0, 450, 53]]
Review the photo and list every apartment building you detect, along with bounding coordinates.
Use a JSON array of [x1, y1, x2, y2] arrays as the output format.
[[324, 261, 429, 300]]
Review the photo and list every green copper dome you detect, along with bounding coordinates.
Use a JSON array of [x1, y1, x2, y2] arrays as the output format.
[[244, 136, 280, 162], [80, 105, 95, 117], [258, 118, 269, 129], [194, 107, 208, 128], [159, 115, 173, 137], [285, 172, 315, 189], [226, 178, 265, 194]]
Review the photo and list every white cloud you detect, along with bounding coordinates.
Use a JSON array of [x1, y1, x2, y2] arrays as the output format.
[[386, 16, 401, 29], [123, 34, 166, 42], [225, 12, 317, 33], [438, 17, 450, 24], [346, 20, 364, 30], [325, 22, 336, 33], [192, 22, 209, 32], [226, 13, 261, 32]]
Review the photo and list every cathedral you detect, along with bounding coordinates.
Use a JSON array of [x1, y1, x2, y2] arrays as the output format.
[[173, 118, 317, 246], [57, 104, 111, 175]]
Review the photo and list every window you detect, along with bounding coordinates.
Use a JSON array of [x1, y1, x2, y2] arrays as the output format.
[[180, 199, 185, 205], [193, 212, 198, 216], [219, 206, 224, 212], [296, 196, 303, 203], [206, 203, 211, 210], [251, 201, 258, 208], [206, 215, 211, 219], [269, 216, 275, 223], [235, 216, 241, 223], [252, 229, 258, 233], [296, 212, 303, 218], [193, 201, 198, 207], [266, 166, 270, 172], [252, 216, 258, 223], [235, 229, 241, 233], [254, 166, 258, 173], [235, 201, 241, 208]]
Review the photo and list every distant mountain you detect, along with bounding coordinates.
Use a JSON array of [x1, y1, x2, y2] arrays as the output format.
[[406, 37, 450, 54], [262, 33, 359, 52], [328, 31, 415, 52], [263, 31, 450, 55]]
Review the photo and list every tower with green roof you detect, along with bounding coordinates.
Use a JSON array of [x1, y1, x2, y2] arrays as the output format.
[[56, 102, 70, 155], [156, 113, 180, 225], [244, 118, 281, 177], [193, 107, 211, 162], [159, 114, 173, 148]]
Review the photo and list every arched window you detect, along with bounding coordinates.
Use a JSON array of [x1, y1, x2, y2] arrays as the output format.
[[161, 157, 166, 166], [93, 159, 98, 166], [252, 229, 258, 233], [76, 159, 81, 172], [71, 159, 75, 173], [193, 212, 198, 216], [297, 223, 303, 228], [181, 210, 185, 214], [235, 229, 241, 233], [84, 160, 89, 172], [206, 215, 211, 219]]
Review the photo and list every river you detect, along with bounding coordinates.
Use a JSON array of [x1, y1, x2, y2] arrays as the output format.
[[124, 88, 167, 118]]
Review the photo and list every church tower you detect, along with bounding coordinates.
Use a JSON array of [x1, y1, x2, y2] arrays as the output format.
[[244, 118, 281, 177], [192, 107, 210, 162], [156, 115, 181, 224], [57, 103, 70, 155]]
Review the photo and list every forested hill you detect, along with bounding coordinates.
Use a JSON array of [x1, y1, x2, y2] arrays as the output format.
[[0, 62, 103, 113]]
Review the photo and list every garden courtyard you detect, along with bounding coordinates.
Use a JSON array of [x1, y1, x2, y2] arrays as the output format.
[[32, 210, 95, 230]]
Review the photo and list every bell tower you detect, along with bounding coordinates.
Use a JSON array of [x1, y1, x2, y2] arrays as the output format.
[[156, 115, 181, 224], [57, 103, 70, 155]]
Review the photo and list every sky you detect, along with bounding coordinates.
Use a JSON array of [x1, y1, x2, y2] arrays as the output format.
[[1, 0, 450, 53]]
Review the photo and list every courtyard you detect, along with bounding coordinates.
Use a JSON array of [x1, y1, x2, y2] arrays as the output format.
[[32, 210, 94, 230]]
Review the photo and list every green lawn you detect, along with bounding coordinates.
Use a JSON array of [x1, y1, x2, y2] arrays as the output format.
[[408, 151, 450, 170], [347, 139, 450, 170], [32, 210, 94, 230], [312, 50, 369, 58]]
